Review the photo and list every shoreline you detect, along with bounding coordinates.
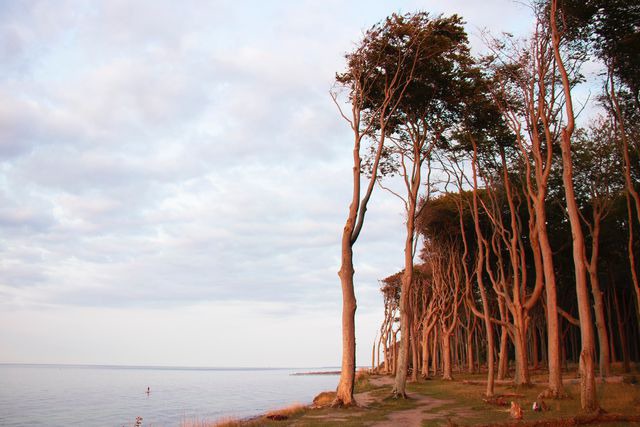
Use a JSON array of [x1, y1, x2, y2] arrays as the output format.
[[291, 370, 340, 376], [202, 368, 640, 426]]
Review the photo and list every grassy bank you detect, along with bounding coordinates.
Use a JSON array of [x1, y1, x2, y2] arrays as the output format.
[[187, 368, 640, 426]]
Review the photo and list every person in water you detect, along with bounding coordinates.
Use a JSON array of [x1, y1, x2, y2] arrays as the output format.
[[146, 387, 150, 395]]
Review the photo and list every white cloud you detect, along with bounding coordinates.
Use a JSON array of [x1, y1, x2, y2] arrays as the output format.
[[0, 0, 535, 367]]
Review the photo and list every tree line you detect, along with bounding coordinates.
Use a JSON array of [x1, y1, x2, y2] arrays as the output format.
[[331, 0, 639, 412]]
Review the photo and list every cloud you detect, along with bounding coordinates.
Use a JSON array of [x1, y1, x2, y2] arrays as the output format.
[[0, 0, 536, 366]]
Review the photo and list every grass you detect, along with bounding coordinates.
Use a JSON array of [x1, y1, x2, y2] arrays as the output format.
[[180, 418, 235, 427], [265, 403, 306, 419], [185, 366, 640, 426], [406, 370, 640, 426]]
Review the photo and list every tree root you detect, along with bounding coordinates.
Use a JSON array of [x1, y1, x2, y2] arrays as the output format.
[[389, 388, 409, 399], [330, 397, 359, 408]]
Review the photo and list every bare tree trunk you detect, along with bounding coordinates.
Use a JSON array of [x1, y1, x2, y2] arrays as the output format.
[[497, 298, 509, 380], [422, 327, 430, 377], [441, 330, 453, 380], [372, 337, 377, 371], [608, 71, 640, 335], [613, 289, 631, 373], [392, 330, 399, 375], [336, 242, 357, 406], [453, 329, 458, 374], [471, 142, 495, 397], [513, 313, 530, 385], [588, 222, 611, 377], [410, 326, 419, 382], [626, 192, 640, 332], [540, 323, 548, 367], [377, 331, 384, 372], [536, 201, 564, 397], [606, 290, 617, 364], [550, 0, 598, 410], [393, 225, 415, 397], [467, 317, 475, 373], [393, 131, 425, 396], [383, 329, 390, 374], [532, 322, 539, 370], [431, 326, 438, 376], [475, 326, 481, 374]]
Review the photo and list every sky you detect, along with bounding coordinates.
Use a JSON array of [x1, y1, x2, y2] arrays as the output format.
[[0, 0, 541, 368]]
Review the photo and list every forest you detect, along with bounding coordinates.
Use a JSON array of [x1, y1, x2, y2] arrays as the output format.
[[332, 0, 640, 414]]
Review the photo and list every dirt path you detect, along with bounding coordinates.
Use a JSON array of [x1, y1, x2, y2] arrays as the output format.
[[365, 376, 473, 426], [368, 376, 395, 387], [369, 394, 454, 427], [297, 375, 474, 426]]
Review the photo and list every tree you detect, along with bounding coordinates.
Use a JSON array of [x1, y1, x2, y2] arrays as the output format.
[[560, 0, 640, 333], [573, 120, 625, 377], [331, 14, 421, 406], [361, 12, 474, 398], [486, 14, 569, 396], [548, 0, 599, 410]]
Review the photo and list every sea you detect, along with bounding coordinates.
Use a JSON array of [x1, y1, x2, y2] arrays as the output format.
[[0, 364, 340, 426]]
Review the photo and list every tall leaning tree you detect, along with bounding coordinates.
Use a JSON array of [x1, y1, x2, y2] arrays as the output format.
[[331, 14, 422, 406], [560, 0, 640, 335], [549, 0, 598, 410], [361, 12, 474, 398], [486, 13, 568, 396]]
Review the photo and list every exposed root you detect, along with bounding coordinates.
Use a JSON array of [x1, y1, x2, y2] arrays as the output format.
[[389, 389, 410, 399], [330, 397, 359, 408]]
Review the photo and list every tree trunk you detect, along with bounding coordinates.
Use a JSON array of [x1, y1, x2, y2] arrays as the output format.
[[559, 137, 598, 409], [372, 338, 376, 371], [431, 326, 438, 376], [393, 238, 414, 397], [590, 275, 610, 377], [625, 192, 640, 333], [467, 320, 475, 373], [410, 326, 419, 382], [472, 142, 495, 397], [613, 289, 631, 373], [587, 214, 611, 377], [606, 290, 617, 364], [551, 0, 598, 406], [422, 327, 430, 377], [442, 329, 453, 380], [476, 327, 482, 373], [536, 201, 563, 397], [540, 323, 548, 367], [513, 313, 530, 385], [336, 245, 357, 406], [497, 298, 509, 381], [393, 331, 398, 374], [532, 323, 539, 370]]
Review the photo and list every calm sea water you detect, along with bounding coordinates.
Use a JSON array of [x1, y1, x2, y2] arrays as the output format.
[[0, 364, 340, 426]]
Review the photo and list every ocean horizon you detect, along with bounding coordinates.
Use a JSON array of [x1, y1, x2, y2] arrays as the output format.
[[0, 363, 342, 426]]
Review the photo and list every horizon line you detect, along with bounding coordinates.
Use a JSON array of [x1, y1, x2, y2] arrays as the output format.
[[0, 362, 345, 371]]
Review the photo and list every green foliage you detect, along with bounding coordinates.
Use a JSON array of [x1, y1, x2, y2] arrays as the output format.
[[352, 12, 477, 175], [559, 0, 640, 96]]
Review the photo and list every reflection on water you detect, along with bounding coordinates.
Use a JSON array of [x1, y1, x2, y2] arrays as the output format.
[[0, 364, 339, 426]]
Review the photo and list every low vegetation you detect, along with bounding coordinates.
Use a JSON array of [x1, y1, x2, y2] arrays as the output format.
[[194, 367, 639, 426]]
